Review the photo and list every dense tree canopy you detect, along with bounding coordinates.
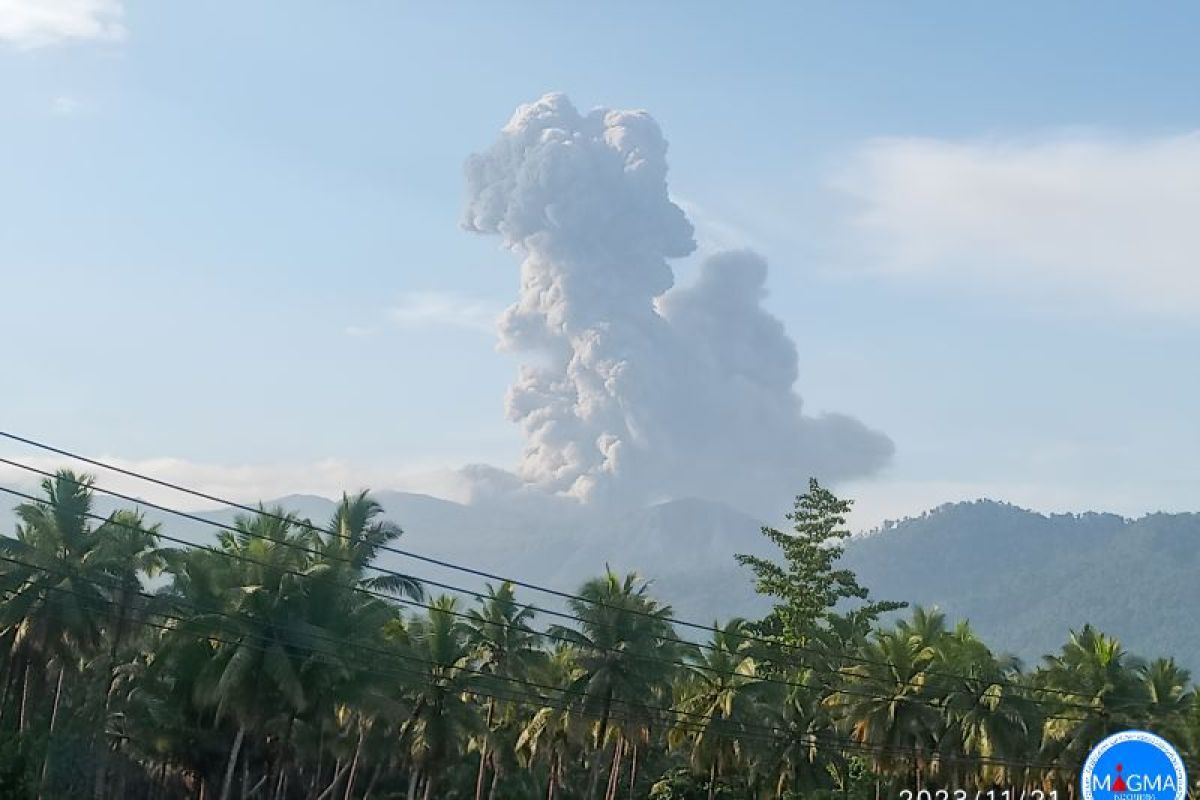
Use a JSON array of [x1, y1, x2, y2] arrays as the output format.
[[0, 471, 1195, 799]]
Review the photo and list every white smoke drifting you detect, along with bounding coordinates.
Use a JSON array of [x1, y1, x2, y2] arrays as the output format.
[[463, 93, 892, 515]]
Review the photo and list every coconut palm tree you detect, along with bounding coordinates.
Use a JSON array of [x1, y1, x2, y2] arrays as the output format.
[[404, 595, 481, 800], [1139, 658, 1193, 742], [299, 493, 417, 800], [146, 498, 420, 799], [1037, 626, 1149, 781], [90, 508, 164, 799], [162, 508, 317, 800], [319, 491, 423, 600], [284, 578, 403, 800], [549, 568, 678, 800], [466, 581, 542, 800], [932, 620, 1033, 787], [0, 471, 109, 739], [670, 619, 767, 800], [827, 622, 941, 791], [752, 664, 840, 800], [517, 646, 587, 800]]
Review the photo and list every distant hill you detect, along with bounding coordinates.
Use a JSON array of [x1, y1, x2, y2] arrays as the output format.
[[179, 493, 774, 622], [842, 501, 1200, 669], [2, 489, 1196, 669]]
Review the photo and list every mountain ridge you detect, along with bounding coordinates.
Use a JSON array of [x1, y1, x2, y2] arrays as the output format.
[[1, 490, 1194, 668]]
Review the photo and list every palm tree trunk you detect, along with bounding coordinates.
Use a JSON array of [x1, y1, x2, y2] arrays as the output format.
[[708, 761, 717, 800], [315, 759, 354, 800], [329, 760, 342, 798], [271, 715, 294, 800], [94, 587, 134, 799], [312, 723, 325, 796], [92, 743, 110, 798], [342, 723, 365, 800], [422, 770, 437, 800], [18, 657, 31, 734], [487, 757, 499, 800], [128, 758, 142, 800], [628, 745, 638, 799], [362, 763, 382, 799], [37, 665, 65, 800], [245, 773, 268, 797], [473, 742, 489, 800], [217, 725, 245, 800], [395, 701, 425, 800], [546, 752, 557, 800], [604, 739, 624, 800], [0, 650, 15, 729], [586, 691, 613, 800], [475, 699, 495, 800]]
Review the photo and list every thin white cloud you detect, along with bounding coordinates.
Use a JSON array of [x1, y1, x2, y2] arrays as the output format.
[[0, 0, 125, 48], [51, 95, 82, 115], [389, 291, 498, 334], [673, 195, 769, 256], [834, 131, 1200, 315]]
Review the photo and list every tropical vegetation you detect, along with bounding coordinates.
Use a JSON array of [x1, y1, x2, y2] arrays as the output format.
[[0, 470, 1196, 799]]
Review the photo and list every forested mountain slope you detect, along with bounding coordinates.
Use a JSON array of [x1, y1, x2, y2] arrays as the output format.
[[3, 487, 1193, 667], [843, 501, 1200, 668]]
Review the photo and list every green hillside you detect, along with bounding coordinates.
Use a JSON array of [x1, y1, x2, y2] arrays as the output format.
[[843, 500, 1200, 668]]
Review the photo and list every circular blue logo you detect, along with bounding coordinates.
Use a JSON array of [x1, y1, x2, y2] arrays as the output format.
[[1081, 730, 1187, 800]]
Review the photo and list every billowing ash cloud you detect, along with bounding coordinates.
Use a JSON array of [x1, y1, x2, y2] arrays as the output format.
[[463, 93, 892, 515]]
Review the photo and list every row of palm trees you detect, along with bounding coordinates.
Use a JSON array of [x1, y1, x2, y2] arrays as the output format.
[[0, 470, 1196, 799]]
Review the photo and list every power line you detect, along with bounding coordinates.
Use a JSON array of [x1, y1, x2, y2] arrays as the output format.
[[0, 434, 1123, 705], [5, 430, 1136, 709], [2, 548, 790, 737], [0, 555, 1073, 773], [0, 479, 878, 705], [0, 477, 1110, 719], [0, 546, 1098, 741], [0, 434, 1141, 707], [2, 576, 760, 752], [0, 485, 1103, 740]]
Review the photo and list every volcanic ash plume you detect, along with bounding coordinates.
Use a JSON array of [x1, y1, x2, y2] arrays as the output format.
[[463, 93, 892, 515]]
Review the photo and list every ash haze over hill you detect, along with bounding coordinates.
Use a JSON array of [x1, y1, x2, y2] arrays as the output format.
[[5, 493, 1193, 668], [457, 93, 893, 515], [255, 497, 1200, 671]]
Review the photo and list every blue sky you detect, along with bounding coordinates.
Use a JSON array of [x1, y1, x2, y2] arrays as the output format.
[[2, 1, 1197, 527]]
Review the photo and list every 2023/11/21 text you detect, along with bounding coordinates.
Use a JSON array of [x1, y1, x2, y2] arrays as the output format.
[[899, 791, 1060, 800]]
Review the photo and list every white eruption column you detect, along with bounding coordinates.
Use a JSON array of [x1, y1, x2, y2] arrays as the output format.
[[464, 93, 892, 515]]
